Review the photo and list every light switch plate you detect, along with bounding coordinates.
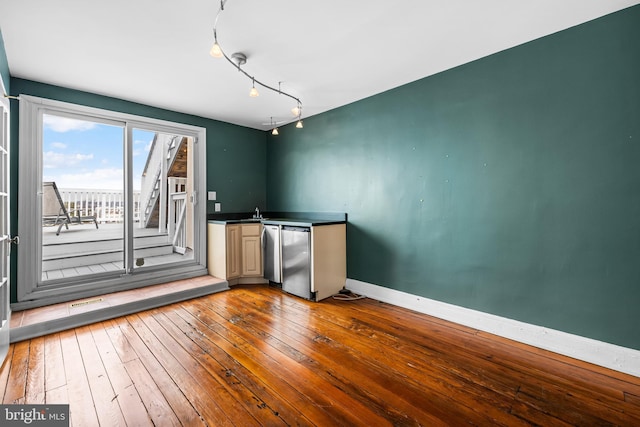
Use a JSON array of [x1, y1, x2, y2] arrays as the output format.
[[208, 191, 216, 201], [214, 203, 221, 212]]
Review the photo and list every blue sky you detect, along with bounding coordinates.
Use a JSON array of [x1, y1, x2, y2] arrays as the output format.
[[42, 114, 154, 191]]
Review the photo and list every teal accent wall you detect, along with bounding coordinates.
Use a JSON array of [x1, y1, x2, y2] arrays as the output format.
[[267, 6, 640, 349], [9, 78, 266, 302], [0, 29, 9, 94]]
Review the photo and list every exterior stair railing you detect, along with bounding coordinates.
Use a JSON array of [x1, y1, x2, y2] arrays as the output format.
[[140, 135, 183, 231], [168, 177, 188, 254]]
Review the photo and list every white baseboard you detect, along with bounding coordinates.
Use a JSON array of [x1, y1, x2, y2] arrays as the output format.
[[346, 278, 640, 378]]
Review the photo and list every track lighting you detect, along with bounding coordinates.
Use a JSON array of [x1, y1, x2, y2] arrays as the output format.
[[269, 117, 279, 135], [209, 0, 303, 131], [209, 24, 223, 58], [209, 40, 223, 58], [293, 103, 303, 128], [249, 79, 259, 97]]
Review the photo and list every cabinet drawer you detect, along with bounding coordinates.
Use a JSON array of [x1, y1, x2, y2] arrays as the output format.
[[242, 223, 261, 236]]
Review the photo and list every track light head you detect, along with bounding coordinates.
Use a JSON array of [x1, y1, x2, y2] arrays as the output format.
[[210, 42, 223, 58], [249, 78, 259, 97]]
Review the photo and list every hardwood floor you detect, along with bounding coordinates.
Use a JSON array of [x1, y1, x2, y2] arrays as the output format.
[[1, 284, 639, 426], [9, 275, 228, 343]]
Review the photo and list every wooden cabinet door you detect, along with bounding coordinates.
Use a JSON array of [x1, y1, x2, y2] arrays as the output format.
[[226, 225, 241, 278], [241, 235, 262, 276], [311, 224, 347, 301]]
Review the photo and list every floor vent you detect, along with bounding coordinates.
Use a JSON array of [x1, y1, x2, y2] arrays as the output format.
[[70, 298, 104, 308]]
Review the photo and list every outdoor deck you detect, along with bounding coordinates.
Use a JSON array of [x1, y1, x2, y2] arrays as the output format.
[[42, 222, 193, 281]]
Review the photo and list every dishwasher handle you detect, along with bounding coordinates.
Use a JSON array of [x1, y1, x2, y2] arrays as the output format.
[[282, 226, 310, 232], [260, 226, 266, 276]]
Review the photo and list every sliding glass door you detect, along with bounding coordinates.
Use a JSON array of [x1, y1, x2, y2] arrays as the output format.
[[131, 129, 194, 270], [41, 113, 125, 281], [17, 96, 207, 307]]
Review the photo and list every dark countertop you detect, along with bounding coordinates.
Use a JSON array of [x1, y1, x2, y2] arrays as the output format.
[[208, 218, 345, 227], [207, 211, 347, 227]]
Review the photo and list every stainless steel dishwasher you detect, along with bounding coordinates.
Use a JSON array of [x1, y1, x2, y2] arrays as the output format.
[[262, 224, 281, 283], [281, 226, 314, 300]]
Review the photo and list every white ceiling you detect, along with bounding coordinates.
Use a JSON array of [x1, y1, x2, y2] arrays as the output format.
[[1, 0, 638, 130]]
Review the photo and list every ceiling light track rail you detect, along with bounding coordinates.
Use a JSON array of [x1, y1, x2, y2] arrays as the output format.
[[210, 0, 303, 132], [222, 51, 302, 108]]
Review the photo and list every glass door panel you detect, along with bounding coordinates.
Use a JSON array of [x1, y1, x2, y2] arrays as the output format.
[[132, 130, 194, 269], [41, 113, 125, 282]]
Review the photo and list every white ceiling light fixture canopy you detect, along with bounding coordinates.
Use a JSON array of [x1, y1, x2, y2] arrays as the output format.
[[230, 52, 247, 67], [209, 0, 304, 131]]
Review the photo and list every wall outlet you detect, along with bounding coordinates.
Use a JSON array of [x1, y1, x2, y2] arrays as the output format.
[[214, 203, 221, 212], [208, 191, 216, 201]]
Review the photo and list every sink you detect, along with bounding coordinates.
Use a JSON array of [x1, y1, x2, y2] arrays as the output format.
[[239, 218, 262, 222]]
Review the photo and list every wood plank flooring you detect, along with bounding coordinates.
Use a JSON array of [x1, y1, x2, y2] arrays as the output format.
[[1, 284, 639, 426]]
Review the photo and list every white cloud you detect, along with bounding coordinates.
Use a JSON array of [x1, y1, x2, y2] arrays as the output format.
[[132, 138, 153, 156], [43, 151, 94, 169], [54, 168, 125, 190], [44, 169, 143, 191], [50, 142, 67, 149], [44, 115, 97, 132]]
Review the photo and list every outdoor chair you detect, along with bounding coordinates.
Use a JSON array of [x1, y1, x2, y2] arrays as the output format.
[[42, 181, 99, 235]]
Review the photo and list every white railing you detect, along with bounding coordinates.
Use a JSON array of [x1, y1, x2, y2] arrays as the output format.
[[57, 188, 141, 224], [168, 177, 188, 253], [168, 192, 187, 254]]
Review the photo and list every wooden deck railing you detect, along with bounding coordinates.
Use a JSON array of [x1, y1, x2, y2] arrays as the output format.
[[57, 186, 187, 253], [57, 188, 141, 224]]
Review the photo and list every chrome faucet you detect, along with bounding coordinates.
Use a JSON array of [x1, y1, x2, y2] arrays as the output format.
[[254, 206, 261, 219]]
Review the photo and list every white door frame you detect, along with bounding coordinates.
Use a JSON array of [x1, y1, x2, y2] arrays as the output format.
[[0, 82, 12, 364], [15, 95, 207, 309]]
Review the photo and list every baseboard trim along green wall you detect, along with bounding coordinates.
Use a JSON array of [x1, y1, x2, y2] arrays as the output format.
[[346, 278, 640, 378]]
